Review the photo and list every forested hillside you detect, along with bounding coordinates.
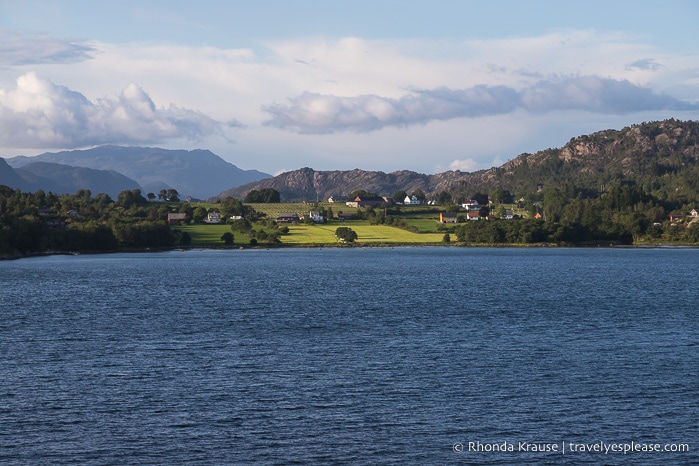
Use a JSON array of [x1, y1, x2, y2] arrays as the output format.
[[1, 120, 698, 256], [458, 118, 699, 204], [222, 119, 699, 209]]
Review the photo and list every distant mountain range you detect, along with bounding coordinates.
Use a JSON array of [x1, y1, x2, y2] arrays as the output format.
[[1, 120, 698, 203], [4, 145, 271, 199], [219, 119, 699, 202]]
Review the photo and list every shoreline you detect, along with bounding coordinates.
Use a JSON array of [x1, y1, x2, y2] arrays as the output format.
[[3, 241, 699, 261]]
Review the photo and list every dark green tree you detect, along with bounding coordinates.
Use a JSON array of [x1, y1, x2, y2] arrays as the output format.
[[166, 189, 180, 202], [335, 226, 358, 243], [411, 189, 427, 203], [116, 189, 148, 209], [180, 231, 192, 246], [393, 190, 408, 202], [221, 232, 234, 245], [244, 188, 280, 203], [436, 191, 452, 205]]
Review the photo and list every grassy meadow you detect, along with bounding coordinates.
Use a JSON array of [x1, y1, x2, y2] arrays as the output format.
[[175, 219, 446, 247], [176, 224, 236, 246], [176, 202, 469, 247], [281, 222, 445, 245], [175, 221, 445, 247]]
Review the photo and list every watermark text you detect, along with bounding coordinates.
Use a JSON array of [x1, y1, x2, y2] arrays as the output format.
[[452, 440, 690, 455]]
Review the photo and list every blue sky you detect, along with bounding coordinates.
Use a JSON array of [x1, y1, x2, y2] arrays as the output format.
[[1, 1, 698, 175]]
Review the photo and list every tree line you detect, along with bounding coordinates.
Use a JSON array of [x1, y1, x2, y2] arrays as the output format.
[[0, 187, 176, 255], [455, 180, 699, 244]]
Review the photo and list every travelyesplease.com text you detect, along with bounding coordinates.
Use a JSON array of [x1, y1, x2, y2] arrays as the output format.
[[453, 440, 689, 455]]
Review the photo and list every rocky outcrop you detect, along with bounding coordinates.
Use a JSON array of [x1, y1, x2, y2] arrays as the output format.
[[215, 119, 699, 202]]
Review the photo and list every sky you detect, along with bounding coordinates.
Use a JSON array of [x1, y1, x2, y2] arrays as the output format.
[[1, 1, 698, 176]]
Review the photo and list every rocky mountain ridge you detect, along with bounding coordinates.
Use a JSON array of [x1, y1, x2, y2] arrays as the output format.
[[218, 119, 699, 202], [1, 120, 697, 203]]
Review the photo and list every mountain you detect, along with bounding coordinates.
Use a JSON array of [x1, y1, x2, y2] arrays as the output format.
[[7, 145, 271, 199], [0, 158, 30, 191], [216, 167, 471, 202], [14, 162, 141, 198], [443, 118, 699, 206], [218, 119, 699, 202]]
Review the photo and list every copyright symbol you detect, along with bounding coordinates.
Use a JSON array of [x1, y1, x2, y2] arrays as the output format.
[[453, 443, 464, 453]]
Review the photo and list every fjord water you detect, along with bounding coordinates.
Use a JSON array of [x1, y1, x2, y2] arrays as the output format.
[[1, 247, 697, 465]]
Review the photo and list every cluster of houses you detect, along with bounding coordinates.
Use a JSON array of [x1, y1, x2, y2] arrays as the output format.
[[328, 194, 421, 207], [669, 209, 699, 224], [167, 211, 237, 225], [444, 199, 514, 223], [38, 208, 78, 228], [165, 201, 699, 227]]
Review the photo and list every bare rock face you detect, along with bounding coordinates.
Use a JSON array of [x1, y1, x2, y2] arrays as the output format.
[[216, 119, 699, 202]]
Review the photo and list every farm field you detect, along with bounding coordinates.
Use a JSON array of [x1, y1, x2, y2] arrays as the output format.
[[175, 222, 445, 246], [282, 222, 445, 245], [246, 202, 336, 219], [176, 224, 236, 246]]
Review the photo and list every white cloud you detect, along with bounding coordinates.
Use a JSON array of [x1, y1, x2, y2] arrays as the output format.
[[0, 30, 95, 65], [626, 58, 663, 71], [262, 76, 698, 133], [0, 29, 697, 173], [449, 159, 479, 172], [0, 72, 220, 148]]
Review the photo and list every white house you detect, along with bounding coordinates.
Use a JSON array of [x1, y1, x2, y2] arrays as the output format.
[[205, 211, 221, 223], [462, 199, 480, 210], [404, 195, 420, 205], [309, 211, 325, 223]]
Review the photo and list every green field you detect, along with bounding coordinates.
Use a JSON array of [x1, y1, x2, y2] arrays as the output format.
[[246, 202, 336, 219], [175, 202, 462, 247], [175, 221, 445, 247], [282, 222, 444, 245], [176, 224, 236, 246]]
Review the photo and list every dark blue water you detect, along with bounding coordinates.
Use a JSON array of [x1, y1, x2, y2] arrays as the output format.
[[1, 247, 697, 465]]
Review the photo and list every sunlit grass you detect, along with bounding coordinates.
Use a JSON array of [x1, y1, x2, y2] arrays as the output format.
[[175, 204, 450, 246], [282, 222, 444, 245], [176, 224, 238, 246]]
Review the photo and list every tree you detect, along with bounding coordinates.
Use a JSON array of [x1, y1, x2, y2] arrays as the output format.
[[436, 191, 452, 205], [393, 190, 408, 202], [166, 189, 180, 202], [116, 189, 148, 209], [192, 206, 208, 223], [147, 192, 156, 202], [221, 232, 234, 245], [471, 192, 489, 205], [411, 189, 427, 203], [335, 226, 358, 243], [349, 189, 378, 198], [490, 188, 513, 204], [180, 231, 192, 246], [493, 205, 506, 219], [443, 202, 460, 213], [244, 188, 280, 203]]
